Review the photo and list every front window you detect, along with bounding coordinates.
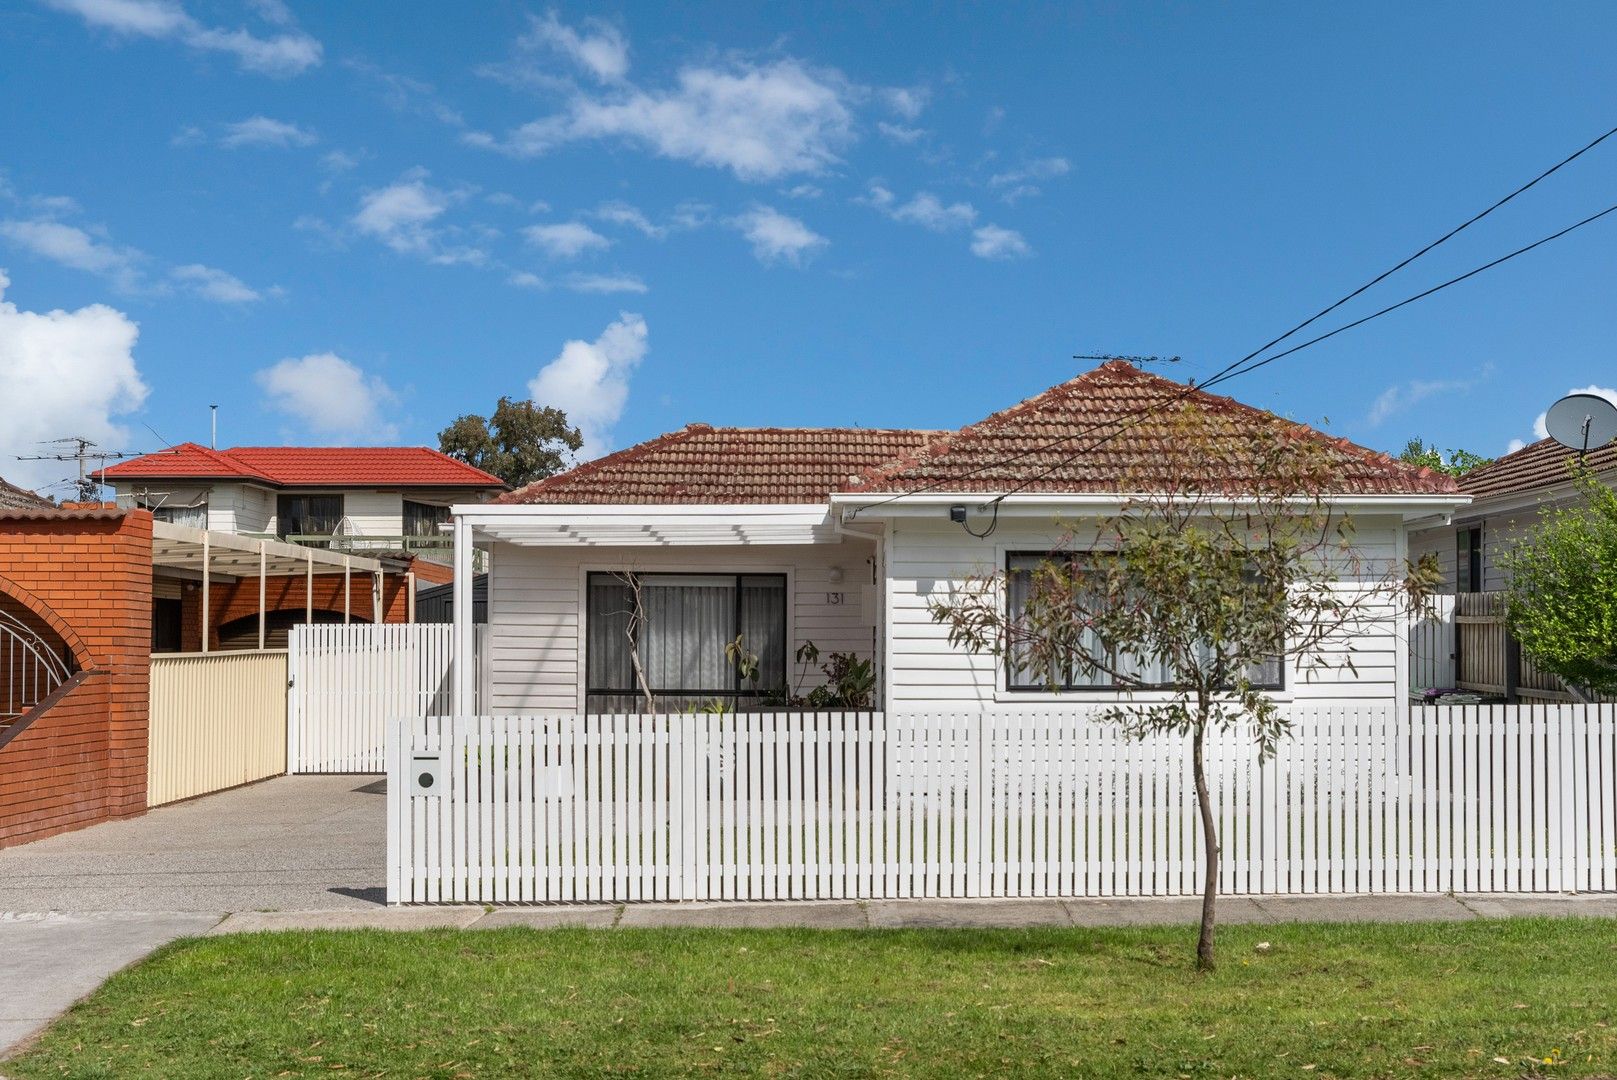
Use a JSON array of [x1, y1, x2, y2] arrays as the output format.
[[1005, 552, 1283, 692], [586, 572, 787, 712], [403, 500, 451, 539], [277, 494, 344, 539]]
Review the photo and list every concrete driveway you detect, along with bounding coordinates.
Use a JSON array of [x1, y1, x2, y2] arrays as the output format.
[[0, 774, 385, 913]]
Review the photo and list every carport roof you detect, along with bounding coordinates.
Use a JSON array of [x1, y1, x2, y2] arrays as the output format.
[[152, 521, 384, 577]]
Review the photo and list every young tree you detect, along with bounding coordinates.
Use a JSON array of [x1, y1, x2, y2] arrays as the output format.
[[1398, 437, 1492, 476], [439, 397, 582, 488], [930, 406, 1437, 970], [1501, 467, 1617, 695]]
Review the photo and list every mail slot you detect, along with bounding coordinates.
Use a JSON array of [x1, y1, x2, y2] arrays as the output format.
[[410, 754, 443, 797]]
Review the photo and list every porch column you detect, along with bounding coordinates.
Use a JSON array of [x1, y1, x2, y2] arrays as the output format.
[[406, 571, 417, 622], [200, 531, 210, 654], [304, 548, 313, 625], [452, 514, 473, 715], [257, 541, 267, 650], [343, 557, 351, 624]]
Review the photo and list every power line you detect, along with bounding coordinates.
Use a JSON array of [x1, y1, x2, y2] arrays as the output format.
[[846, 120, 1617, 516], [993, 198, 1617, 500]]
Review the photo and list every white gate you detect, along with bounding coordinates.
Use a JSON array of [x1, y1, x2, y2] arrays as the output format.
[[386, 704, 1617, 904], [289, 624, 468, 774]]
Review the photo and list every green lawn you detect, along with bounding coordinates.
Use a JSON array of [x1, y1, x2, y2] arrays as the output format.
[[8, 919, 1617, 1079]]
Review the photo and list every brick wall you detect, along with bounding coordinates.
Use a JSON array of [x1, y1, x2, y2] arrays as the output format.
[[176, 569, 414, 652], [0, 510, 153, 847]]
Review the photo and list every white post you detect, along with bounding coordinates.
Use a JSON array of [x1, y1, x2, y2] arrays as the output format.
[[305, 548, 313, 626], [200, 531, 211, 654], [258, 541, 267, 650], [452, 514, 474, 716], [373, 569, 383, 624], [406, 571, 417, 622], [343, 557, 352, 624]]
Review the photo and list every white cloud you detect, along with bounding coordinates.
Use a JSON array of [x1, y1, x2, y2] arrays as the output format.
[[784, 183, 821, 200], [0, 268, 148, 490], [729, 205, 827, 266], [350, 171, 482, 264], [528, 313, 648, 458], [889, 191, 977, 231], [880, 85, 929, 120], [219, 115, 316, 149], [876, 121, 926, 144], [469, 58, 854, 182], [970, 224, 1032, 260], [523, 221, 611, 259], [169, 263, 266, 303], [255, 352, 400, 442], [346, 59, 465, 128], [520, 11, 628, 82], [45, 0, 322, 76], [507, 271, 547, 290], [566, 272, 647, 294], [1530, 385, 1617, 442], [592, 201, 665, 239], [987, 156, 1071, 202], [1366, 376, 1476, 427], [1506, 438, 1526, 455], [0, 218, 142, 291]]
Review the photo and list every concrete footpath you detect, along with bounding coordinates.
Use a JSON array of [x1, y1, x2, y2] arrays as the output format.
[[5, 893, 1617, 1058]]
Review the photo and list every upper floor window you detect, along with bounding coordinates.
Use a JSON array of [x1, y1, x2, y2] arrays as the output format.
[[277, 494, 343, 539], [404, 500, 451, 539], [143, 501, 207, 530]]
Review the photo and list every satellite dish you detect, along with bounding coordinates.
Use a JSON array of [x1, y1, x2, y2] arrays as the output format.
[[1544, 393, 1617, 456]]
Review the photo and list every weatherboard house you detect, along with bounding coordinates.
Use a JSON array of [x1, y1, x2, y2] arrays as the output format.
[[444, 361, 1466, 716]]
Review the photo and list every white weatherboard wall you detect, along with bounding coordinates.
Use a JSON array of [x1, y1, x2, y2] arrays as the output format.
[[884, 515, 1409, 710], [487, 539, 879, 714]]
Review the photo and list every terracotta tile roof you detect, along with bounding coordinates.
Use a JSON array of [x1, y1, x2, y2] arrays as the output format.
[[840, 361, 1459, 497], [499, 426, 947, 504], [1459, 437, 1617, 500], [100, 443, 504, 489], [0, 476, 52, 511]]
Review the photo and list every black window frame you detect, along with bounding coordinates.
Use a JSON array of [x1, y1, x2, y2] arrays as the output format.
[[276, 493, 345, 539], [1003, 550, 1285, 694], [584, 571, 788, 709], [1459, 526, 1483, 593], [403, 499, 452, 539]]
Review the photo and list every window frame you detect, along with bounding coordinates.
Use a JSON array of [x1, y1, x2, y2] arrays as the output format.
[[276, 493, 345, 539], [583, 570, 790, 707], [1001, 549, 1285, 694], [403, 499, 452, 539]]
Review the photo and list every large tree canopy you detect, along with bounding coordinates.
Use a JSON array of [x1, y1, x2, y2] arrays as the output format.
[[438, 397, 583, 489], [1501, 467, 1617, 695]]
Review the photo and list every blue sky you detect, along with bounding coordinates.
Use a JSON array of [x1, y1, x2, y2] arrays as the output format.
[[2, 1, 1614, 495]]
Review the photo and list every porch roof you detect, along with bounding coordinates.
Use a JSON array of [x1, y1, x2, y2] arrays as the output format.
[[453, 504, 841, 547], [151, 521, 385, 578]]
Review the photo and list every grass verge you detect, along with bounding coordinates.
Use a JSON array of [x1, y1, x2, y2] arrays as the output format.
[[7, 918, 1617, 1078]]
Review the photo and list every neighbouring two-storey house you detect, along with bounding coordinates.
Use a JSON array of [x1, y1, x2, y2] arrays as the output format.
[[99, 444, 504, 650]]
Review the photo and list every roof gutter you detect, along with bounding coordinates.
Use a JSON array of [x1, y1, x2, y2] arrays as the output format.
[[832, 491, 1472, 521]]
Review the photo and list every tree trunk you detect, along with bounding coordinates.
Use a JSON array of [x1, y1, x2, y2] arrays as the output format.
[[1193, 719, 1218, 971]]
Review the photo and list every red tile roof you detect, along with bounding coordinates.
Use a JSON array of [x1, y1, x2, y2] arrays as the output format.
[[99, 443, 504, 489], [841, 361, 1459, 497], [500, 426, 946, 504], [1459, 437, 1617, 500], [0, 476, 52, 511], [499, 362, 1457, 506]]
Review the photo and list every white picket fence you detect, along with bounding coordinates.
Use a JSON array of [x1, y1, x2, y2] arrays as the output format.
[[290, 624, 482, 774], [386, 704, 1617, 904]]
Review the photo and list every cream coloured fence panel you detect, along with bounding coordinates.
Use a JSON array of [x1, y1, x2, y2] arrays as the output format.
[[387, 704, 1617, 904], [148, 651, 288, 807]]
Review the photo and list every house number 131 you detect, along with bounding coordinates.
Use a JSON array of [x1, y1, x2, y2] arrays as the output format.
[[826, 591, 845, 605]]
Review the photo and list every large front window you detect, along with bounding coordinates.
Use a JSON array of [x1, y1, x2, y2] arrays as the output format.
[[586, 572, 787, 712], [1005, 552, 1283, 692], [277, 494, 344, 539]]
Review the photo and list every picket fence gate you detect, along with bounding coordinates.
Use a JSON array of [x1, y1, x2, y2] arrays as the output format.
[[289, 624, 472, 774], [385, 704, 1617, 905]]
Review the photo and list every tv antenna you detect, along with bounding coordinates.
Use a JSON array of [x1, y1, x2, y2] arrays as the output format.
[[16, 437, 144, 502], [1543, 393, 1617, 463]]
